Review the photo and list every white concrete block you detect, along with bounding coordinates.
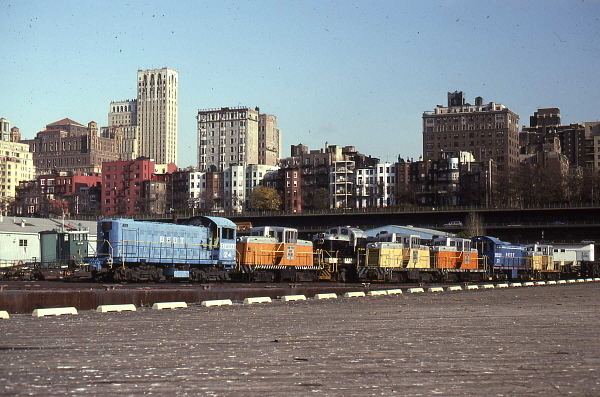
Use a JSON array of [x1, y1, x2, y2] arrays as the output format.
[[546, 280, 557, 285], [446, 286, 462, 291], [0, 311, 9, 320], [523, 282, 535, 287], [96, 304, 137, 313], [344, 291, 366, 298], [509, 282, 522, 287], [593, 278, 600, 282], [32, 307, 78, 317], [243, 297, 272, 305], [496, 283, 509, 288], [386, 289, 403, 295], [152, 302, 188, 310], [428, 287, 444, 292], [201, 299, 233, 307], [482, 284, 495, 289], [314, 293, 337, 300], [557, 280, 567, 284], [407, 288, 424, 293], [576, 279, 586, 283], [280, 295, 307, 302], [585, 278, 594, 282], [367, 290, 388, 296], [534, 281, 546, 286], [465, 285, 479, 290], [566, 279, 577, 283]]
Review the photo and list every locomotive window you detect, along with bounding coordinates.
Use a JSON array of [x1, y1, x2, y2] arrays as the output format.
[[222, 228, 234, 240], [341, 229, 349, 235]]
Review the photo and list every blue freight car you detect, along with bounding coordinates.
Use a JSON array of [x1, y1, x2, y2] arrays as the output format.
[[471, 236, 529, 279], [93, 216, 237, 282]]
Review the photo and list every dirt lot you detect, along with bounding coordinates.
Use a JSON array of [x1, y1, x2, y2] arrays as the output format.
[[1, 284, 599, 396]]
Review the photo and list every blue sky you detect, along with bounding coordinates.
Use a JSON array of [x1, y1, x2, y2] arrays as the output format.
[[1, 0, 599, 167]]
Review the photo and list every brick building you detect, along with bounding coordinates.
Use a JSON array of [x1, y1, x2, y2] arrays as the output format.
[[101, 158, 155, 216], [422, 92, 520, 174], [24, 118, 121, 175], [12, 172, 101, 216]]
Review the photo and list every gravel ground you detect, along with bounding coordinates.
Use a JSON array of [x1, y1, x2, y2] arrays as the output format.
[[0, 284, 599, 396]]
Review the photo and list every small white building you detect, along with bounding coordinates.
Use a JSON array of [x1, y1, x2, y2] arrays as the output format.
[[0, 216, 97, 267], [355, 162, 396, 208]]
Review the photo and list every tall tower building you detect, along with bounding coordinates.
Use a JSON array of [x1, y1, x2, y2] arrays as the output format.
[[137, 68, 178, 165]]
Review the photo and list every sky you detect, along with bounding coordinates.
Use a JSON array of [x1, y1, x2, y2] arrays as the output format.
[[1, 0, 600, 168]]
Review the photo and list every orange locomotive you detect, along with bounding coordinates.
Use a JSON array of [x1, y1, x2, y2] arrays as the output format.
[[236, 226, 318, 282], [430, 236, 484, 281]]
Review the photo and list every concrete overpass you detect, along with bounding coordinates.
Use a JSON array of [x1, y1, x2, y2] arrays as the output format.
[[173, 205, 600, 244]]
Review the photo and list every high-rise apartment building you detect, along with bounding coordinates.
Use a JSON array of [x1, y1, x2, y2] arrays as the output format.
[[258, 114, 281, 166], [137, 68, 178, 165], [422, 91, 520, 173], [0, 118, 36, 205], [197, 107, 281, 172], [108, 99, 140, 160]]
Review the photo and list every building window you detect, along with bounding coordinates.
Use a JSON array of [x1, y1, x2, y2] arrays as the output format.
[[19, 239, 28, 247]]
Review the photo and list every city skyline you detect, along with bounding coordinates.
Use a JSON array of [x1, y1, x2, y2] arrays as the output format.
[[2, 1, 600, 168]]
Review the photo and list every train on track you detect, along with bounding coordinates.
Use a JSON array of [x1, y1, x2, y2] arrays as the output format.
[[1, 217, 598, 282]]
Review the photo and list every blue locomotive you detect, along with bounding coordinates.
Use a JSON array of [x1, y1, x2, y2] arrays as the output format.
[[92, 216, 237, 282], [471, 236, 529, 279]]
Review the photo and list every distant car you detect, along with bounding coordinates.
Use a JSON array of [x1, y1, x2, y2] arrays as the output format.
[[443, 221, 463, 227]]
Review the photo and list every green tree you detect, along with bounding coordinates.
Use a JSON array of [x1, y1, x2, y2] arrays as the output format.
[[303, 187, 329, 210], [248, 186, 282, 211]]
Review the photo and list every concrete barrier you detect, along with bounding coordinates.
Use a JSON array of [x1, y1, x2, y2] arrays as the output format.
[[314, 293, 337, 300], [523, 282, 535, 287], [32, 307, 78, 317], [566, 279, 577, 283], [496, 283, 509, 288], [465, 285, 479, 290], [0, 311, 9, 320], [407, 288, 424, 293], [557, 280, 567, 284], [546, 280, 557, 285], [509, 282, 522, 287], [534, 281, 546, 286], [243, 297, 272, 305], [428, 287, 444, 292], [576, 279, 585, 283], [481, 284, 495, 289], [367, 290, 388, 296], [386, 289, 403, 295], [594, 278, 600, 282], [281, 295, 307, 302], [201, 299, 233, 307], [344, 291, 366, 298], [152, 302, 188, 310], [446, 286, 462, 291], [96, 304, 137, 313], [585, 278, 594, 282]]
